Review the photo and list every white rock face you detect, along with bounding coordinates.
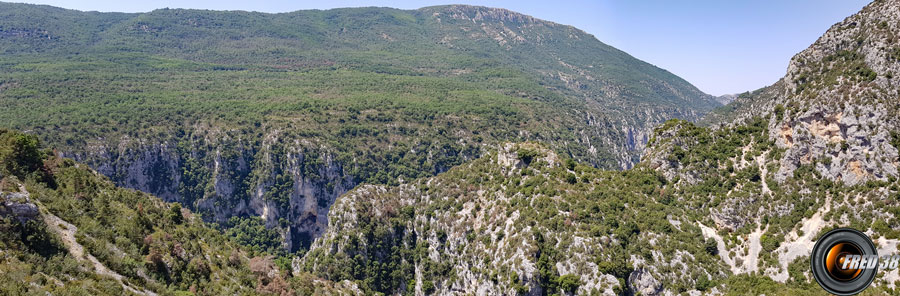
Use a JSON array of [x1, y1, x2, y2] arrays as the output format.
[[773, 105, 899, 186], [646, 1, 900, 289], [64, 130, 356, 252], [628, 268, 661, 296], [772, 0, 900, 185]]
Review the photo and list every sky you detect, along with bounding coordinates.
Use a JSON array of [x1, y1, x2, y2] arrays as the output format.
[[12, 0, 872, 96]]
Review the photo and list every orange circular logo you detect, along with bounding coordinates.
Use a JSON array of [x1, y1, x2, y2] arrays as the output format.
[[811, 228, 878, 295], [824, 242, 862, 281]]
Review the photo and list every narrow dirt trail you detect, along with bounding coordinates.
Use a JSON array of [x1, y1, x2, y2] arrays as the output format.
[[22, 185, 157, 296], [43, 211, 121, 280]]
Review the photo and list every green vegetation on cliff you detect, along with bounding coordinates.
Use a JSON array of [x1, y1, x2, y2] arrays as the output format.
[[0, 1, 721, 256], [0, 129, 357, 295]]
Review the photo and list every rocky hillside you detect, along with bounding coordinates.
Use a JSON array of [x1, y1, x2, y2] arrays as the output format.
[[298, 143, 727, 295], [6, 0, 900, 294], [699, 0, 900, 186], [0, 2, 718, 252], [300, 136, 898, 294], [300, 0, 900, 294], [0, 128, 357, 295], [648, 0, 900, 291]]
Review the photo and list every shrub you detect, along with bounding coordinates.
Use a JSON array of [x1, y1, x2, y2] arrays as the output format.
[[169, 203, 183, 224], [760, 234, 782, 252], [695, 274, 713, 291], [597, 257, 631, 279], [565, 173, 577, 184], [21, 220, 63, 257], [517, 148, 541, 165], [773, 104, 785, 121], [422, 280, 435, 295], [0, 130, 47, 180], [559, 274, 581, 294], [704, 238, 719, 255]]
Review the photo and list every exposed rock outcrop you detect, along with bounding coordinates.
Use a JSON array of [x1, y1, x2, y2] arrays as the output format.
[[627, 268, 662, 296], [646, 0, 900, 286], [0, 190, 39, 224], [299, 143, 725, 295]]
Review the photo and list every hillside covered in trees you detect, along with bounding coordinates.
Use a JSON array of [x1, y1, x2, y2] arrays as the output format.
[[0, 2, 720, 254], [5, 0, 900, 295], [0, 128, 366, 295], [303, 0, 900, 294]]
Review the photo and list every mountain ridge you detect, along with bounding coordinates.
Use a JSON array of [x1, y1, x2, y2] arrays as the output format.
[[3, 0, 900, 295], [303, 0, 900, 294], [0, 0, 718, 253]]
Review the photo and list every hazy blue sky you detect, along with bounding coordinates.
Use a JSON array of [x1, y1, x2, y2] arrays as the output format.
[[13, 0, 871, 95]]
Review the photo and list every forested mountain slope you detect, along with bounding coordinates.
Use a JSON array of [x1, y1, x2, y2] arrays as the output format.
[[0, 128, 359, 295], [302, 0, 900, 294], [0, 2, 718, 252], [9, 0, 899, 294]]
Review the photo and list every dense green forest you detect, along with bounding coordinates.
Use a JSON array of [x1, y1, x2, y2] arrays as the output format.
[[6, 0, 899, 294], [0, 1, 721, 257], [0, 2, 720, 169]]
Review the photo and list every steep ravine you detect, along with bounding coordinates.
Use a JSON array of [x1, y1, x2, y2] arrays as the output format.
[[62, 133, 359, 252], [58, 116, 689, 253], [0, 2, 724, 252]]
